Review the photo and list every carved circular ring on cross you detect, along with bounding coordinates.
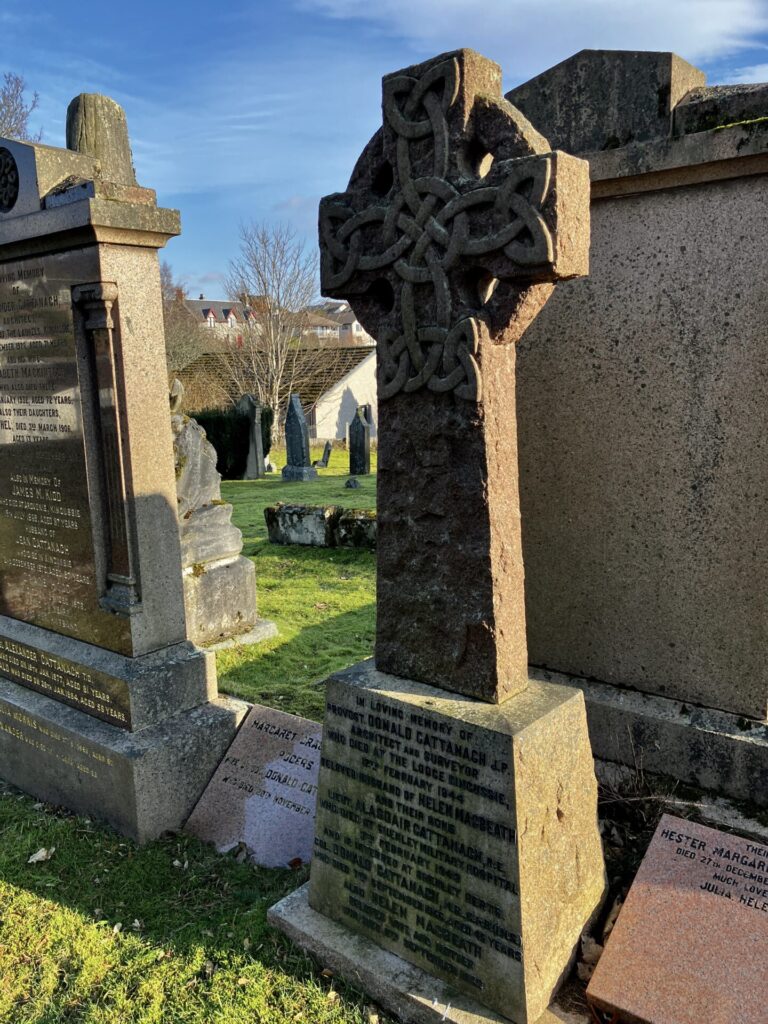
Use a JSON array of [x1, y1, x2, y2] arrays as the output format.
[[0, 147, 20, 213]]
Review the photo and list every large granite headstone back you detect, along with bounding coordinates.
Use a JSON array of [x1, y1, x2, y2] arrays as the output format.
[[506, 49, 768, 806], [282, 394, 317, 482]]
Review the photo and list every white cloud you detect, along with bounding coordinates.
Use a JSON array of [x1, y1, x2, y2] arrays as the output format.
[[721, 62, 768, 82], [297, 0, 768, 83]]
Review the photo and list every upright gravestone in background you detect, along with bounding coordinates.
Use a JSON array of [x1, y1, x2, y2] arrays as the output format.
[[348, 406, 370, 475], [282, 394, 317, 481], [0, 94, 246, 841], [270, 50, 605, 1024], [237, 393, 265, 479]]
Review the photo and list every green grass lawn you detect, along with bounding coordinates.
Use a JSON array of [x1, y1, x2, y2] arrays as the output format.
[[0, 452, 381, 1023], [217, 446, 377, 719]]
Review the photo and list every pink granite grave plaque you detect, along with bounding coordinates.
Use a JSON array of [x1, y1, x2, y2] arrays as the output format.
[[185, 705, 321, 868], [587, 813, 768, 1024]]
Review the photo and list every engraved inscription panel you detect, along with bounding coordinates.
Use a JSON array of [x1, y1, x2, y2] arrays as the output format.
[[0, 256, 128, 651], [186, 705, 321, 868], [587, 814, 768, 1024], [309, 679, 524, 1013], [0, 703, 114, 780], [0, 635, 130, 727]]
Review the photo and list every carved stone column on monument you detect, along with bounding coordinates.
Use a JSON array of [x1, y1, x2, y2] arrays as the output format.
[[0, 95, 247, 841], [282, 393, 318, 481], [172, 384, 277, 648], [269, 49, 605, 1024]]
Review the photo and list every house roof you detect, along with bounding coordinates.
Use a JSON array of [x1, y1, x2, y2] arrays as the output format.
[[177, 344, 375, 414], [185, 299, 263, 322], [337, 309, 361, 326], [305, 313, 341, 329], [296, 346, 373, 407]]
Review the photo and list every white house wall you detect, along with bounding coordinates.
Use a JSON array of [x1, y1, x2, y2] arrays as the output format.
[[313, 351, 377, 441]]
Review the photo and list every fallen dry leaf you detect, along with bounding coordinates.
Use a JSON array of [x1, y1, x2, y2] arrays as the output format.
[[27, 847, 55, 864], [577, 961, 595, 982]]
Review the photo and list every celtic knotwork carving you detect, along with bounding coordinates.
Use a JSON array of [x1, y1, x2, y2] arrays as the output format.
[[319, 55, 556, 403], [0, 148, 19, 214]]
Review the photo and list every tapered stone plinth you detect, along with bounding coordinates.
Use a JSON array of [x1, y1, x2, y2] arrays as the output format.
[[271, 661, 605, 1024]]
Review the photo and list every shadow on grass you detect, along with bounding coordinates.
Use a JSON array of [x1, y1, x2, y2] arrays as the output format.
[[0, 788, 378, 1022]]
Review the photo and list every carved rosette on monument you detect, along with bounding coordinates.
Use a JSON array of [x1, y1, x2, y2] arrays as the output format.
[[269, 50, 606, 1024], [0, 94, 247, 841]]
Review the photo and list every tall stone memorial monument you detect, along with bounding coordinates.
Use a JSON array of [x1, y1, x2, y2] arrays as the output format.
[[270, 51, 605, 1024], [0, 95, 246, 841]]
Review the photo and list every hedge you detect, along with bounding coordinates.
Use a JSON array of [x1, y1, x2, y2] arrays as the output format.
[[190, 406, 273, 480]]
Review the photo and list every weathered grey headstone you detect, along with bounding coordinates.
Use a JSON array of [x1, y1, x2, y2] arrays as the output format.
[[0, 95, 247, 841], [348, 406, 370, 475], [185, 705, 321, 868], [270, 49, 605, 1024], [172, 384, 276, 648], [237, 393, 265, 479], [282, 394, 317, 481], [313, 440, 332, 468]]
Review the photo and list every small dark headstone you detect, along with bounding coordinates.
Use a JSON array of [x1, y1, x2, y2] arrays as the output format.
[[345, 478, 360, 489], [282, 394, 317, 482], [237, 394, 265, 479], [313, 440, 332, 468], [348, 406, 370, 476]]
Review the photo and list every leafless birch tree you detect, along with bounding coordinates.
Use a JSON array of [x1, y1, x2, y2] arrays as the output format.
[[0, 72, 41, 141], [222, 222, 335, 418]]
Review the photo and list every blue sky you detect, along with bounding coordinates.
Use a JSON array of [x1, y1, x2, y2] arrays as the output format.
[[2, 0, 767, 297]]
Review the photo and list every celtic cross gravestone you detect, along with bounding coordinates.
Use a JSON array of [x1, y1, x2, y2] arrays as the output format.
[[271, 50, 605, 1024], [319, 48, 589, 702]]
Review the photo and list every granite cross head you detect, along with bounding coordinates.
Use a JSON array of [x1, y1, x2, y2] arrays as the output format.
[[319, 49, 590, 703]]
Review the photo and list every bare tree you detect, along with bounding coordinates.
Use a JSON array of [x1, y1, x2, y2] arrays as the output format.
[[222, 222, 336, 419], [0, 72, 41, 141], [160, 261, 207, 383]]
